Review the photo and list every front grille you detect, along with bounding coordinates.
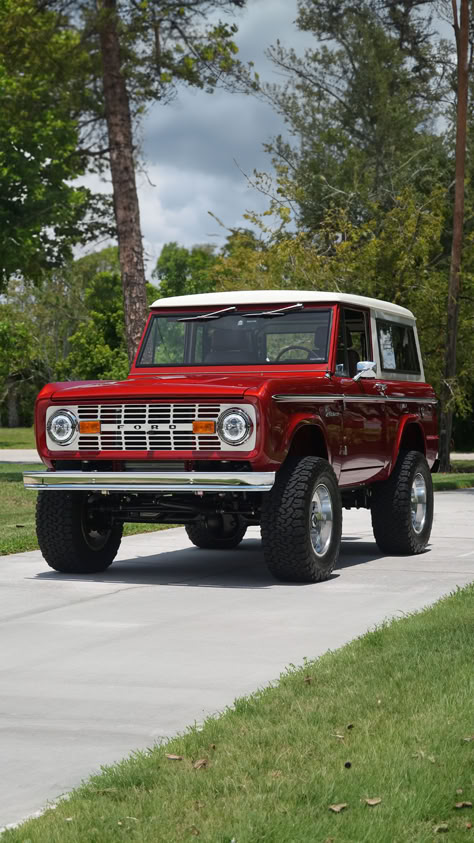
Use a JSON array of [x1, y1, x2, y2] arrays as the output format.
[[76, 403, 222, 452]]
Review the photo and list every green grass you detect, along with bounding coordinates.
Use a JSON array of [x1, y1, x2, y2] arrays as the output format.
[[4, 586, 474, 843], [0, 463, 44, 554], [0, 464, 175, 556], [0, 426, 36, 449], [432, 472, 474, 491]]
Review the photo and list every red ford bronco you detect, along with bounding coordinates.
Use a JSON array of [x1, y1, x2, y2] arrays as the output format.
[[24, 291, 438, 582]]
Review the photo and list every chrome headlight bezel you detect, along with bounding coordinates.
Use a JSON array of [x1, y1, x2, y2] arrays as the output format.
[[46, 409, 78, 446], [217, 408, 253, 447]]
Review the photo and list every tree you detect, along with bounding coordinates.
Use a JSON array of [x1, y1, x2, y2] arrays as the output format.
[[153, 242, 217, 298], [59, 257, 158, 381], [251, 0, 450, 232], [0, 0, 104, 290], [438, 0, 470, 471], [42, 0, 247, 364]]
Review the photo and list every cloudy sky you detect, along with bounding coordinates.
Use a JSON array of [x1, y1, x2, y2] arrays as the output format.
[[83, 0, 314, 277]]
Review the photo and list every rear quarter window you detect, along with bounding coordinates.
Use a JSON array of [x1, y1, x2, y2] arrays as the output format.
[[376, 319, 420, 375]]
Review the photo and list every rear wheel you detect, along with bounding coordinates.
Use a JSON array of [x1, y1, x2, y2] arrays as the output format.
[[185, 514, 247, 549], [36, 491, 122, 573], [261, 456, 342, 583], [371, 450, 433, 554]]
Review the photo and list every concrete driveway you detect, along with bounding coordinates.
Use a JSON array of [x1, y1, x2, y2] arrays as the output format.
[[1, 490, 473, 829]]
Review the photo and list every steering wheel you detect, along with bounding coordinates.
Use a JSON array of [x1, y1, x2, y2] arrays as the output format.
[[275, 344, 317, 361]]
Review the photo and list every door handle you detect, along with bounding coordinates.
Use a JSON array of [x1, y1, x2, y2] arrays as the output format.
[[375, 383, 387, 394]]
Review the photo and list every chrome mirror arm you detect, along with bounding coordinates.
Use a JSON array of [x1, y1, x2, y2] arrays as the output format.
[[353, 361, 377, 381]]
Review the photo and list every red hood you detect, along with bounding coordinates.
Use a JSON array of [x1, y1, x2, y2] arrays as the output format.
[[47, 373, 271, 402]]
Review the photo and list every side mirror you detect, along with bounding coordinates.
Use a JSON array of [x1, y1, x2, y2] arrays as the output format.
[[353, 361, 377, 381]]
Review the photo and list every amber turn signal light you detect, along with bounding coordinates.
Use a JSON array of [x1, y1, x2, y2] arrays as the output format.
[[192, 420, 216, 435], [79, 420, 101, 434]]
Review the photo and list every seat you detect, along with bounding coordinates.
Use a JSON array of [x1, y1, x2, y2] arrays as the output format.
[[204, 328, 251, 364], [311, 325, 328, 360], [336, 327, 360, 376], [346, 328, 360, 377]]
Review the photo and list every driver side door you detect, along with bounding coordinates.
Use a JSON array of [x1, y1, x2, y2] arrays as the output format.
[[335, 307, 386, 484]]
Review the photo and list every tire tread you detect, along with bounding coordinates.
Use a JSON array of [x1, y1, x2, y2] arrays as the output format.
[[36, 492, 122, 573], [261, 456, 341, 583], [371, 450, 433, 554]]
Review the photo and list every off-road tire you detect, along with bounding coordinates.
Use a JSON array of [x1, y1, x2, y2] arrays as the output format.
[[261, 456, 342, 583], [185, 514, 247, 549], [371, 450, 433, 554], [36, 491, 122, 573]]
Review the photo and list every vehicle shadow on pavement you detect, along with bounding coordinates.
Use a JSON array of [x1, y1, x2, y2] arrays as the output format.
[[34, 536, 386, 588]]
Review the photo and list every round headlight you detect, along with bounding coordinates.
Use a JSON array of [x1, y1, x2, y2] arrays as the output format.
[[217, 408, 252, 446], [47, 409, 78, 445]]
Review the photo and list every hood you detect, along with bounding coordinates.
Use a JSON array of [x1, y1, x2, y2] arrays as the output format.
[[48, 373, 268, 402]]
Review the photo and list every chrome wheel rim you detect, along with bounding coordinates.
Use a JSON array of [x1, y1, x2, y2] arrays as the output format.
[[310, 483, 333, 556], [411, 473, 427, 534]]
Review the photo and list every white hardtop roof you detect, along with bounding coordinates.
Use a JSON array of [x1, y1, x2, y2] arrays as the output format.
[[150, 290, 415, 320]]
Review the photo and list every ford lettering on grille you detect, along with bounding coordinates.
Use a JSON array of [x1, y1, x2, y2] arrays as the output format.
[[76, 403, 221, 451]]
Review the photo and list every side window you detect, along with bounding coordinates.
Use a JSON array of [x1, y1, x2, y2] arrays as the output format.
[[335, 308, 371, 377], [376, 320, 420, 374]]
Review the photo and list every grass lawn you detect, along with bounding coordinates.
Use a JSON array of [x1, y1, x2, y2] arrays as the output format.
[[4, 585, 474, 843], [0, 464, 175, 556], [0, 426, 36, 449], [432, 472, 474, 491]]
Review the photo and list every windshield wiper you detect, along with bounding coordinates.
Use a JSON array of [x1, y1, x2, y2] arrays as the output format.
[[243, 303, 304, 318], [178, 306, 237, 322]]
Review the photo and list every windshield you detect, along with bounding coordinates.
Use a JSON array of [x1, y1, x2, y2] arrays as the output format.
[[137, 308, 331, 367]]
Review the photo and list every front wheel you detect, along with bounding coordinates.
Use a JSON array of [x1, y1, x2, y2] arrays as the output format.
[[371, 450, 433, 554], [36, 491, 123, 573], [261, 456, 342, 583], [185, 514, 247, 549]]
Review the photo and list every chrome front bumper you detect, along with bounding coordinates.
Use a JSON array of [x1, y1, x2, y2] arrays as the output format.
[[23, 470, 276, 493]]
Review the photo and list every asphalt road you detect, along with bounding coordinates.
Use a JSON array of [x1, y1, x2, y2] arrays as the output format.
[[1, 490, 473, 829]]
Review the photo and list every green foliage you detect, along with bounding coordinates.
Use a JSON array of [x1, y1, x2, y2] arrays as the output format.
[[59, 254, 159, 381], [0, 0, 106, 289], [116, 1, 247, 102], [153, 241, 217, 297], [0, 310, 38, 401]]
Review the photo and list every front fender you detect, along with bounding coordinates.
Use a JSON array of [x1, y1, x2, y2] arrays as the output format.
[[280, 412, 330, 461]]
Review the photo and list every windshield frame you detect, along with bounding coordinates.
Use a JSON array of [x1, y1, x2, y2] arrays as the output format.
[[134, 305, 334, 371]]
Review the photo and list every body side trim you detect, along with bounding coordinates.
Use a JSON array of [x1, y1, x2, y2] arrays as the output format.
[[273, 394, 436, 405]]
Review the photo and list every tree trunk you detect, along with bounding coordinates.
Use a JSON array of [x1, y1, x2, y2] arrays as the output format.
[[7, 382, 19, 428], [438, 0, 469, 472], [97, 0, 148, 365]]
